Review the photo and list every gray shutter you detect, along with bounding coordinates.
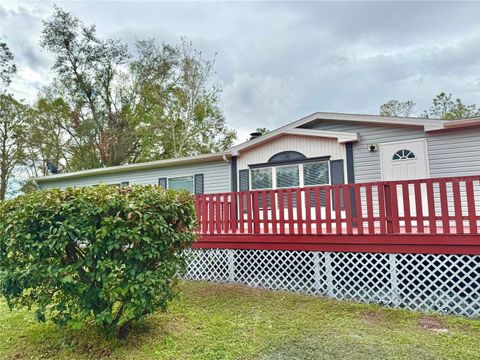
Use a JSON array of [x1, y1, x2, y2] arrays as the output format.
[[158, 177, 167, 189], [194, 174, 204, 194], [239, 169, 249, 191], [330, 160, 345, 210]]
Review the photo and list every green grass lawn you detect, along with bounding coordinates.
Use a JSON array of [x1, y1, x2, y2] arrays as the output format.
[[1, 281, 480, 360]]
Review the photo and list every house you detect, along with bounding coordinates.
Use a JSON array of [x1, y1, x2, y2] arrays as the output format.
[[34, 112, 480, 192], [32, 112, 480, 318]]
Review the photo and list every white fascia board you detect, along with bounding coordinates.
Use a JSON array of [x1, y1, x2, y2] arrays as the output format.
[[283, 128, 358, 143], [33, 152, 231, 183]]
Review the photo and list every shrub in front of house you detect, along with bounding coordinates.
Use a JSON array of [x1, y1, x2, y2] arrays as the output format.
[[0, 185, 197, 338]]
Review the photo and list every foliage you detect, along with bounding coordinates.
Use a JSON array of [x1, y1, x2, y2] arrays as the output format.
[[131, 38, 236, 161], [0, 41, 16, 89], [38, 6, 236, 172], [0, 94, 27, 200], [0, 185, 197, 338], [379, 99, 415, 117], [421, 92, 480, 119], [379, 93, 480, 120], [255, 128, 270, 135]]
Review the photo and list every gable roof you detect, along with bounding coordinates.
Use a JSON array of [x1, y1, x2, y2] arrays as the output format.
[[229, 112, 446, 155], [34, 111, 476, 184]]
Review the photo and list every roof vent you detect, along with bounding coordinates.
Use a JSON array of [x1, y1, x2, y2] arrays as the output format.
[[249, 132, 262, 140]]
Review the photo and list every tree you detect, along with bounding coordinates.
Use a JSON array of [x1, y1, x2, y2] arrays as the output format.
[[422, 92, 480, 119], [39, 7, 236, 171], [0, 95, 26, 200], [131, 38, 236, 160], [255, 128, 270, 135], [40, 6, 138, 169], [379, 100, 416, 117], [23, 92, 72, 177], [0, 41, 16, 90]]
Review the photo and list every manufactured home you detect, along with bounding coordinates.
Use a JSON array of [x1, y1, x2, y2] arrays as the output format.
[[33, 112, 480, 318], [34, 112, 480, 192]]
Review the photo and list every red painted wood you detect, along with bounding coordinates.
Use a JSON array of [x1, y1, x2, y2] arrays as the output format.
[[452, 180, 464, 234], [296, 188, 303, 235], [208, 195, 215, 234], [193, 175, 480, 239], [414, 181, 424, 233], [466, 179, 478, 234], [305, 188, 312, 235], [271, 191, 278, 235], [426, 180, 436, 234], [246, 191, 253, 234], [354, 185, 363, 235], [390, 184, 400, 233], [439, 180, 450, 234], [230, 193, 237, 234], [314, 187, 322, 235], [402, 183, 412, 233], [253, 191, 260, 234], [344, 185, 353, 235], [195, 234, 480, 255], [238, 193, 245, 234], [278, 189, 285, 235], [334, 186, 342, 235], [366, 184, 374, 234], [377, 184, 386, 234], [262, 190, 268, 233], [287, 189, 294, 234], [325, 188, 332, 233]]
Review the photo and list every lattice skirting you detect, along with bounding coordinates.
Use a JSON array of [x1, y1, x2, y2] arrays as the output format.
[[184, 248, 480, 317]]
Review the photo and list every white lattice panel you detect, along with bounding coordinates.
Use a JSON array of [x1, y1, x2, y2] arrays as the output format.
[[185, 248, 480, 317]]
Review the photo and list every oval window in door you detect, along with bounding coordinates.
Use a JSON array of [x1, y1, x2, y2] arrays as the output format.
[[392, 149, 416, 161]]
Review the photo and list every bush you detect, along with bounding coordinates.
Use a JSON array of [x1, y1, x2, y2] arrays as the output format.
[[0, 185, 197, 337]]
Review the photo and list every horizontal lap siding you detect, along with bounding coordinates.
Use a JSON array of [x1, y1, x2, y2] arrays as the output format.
[[38, 160, 231, 194], [301, 120, 426, 183], [427, 128, 480, 178]]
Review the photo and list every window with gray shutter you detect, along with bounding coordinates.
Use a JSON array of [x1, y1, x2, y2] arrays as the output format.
[[239, 169, 249, 191], [158, 177, 167, 188], [194, 174, 204, 194], [330, 160, 345, 209]]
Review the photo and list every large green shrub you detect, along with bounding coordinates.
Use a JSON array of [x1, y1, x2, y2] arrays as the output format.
[[0, 185, 196, 337]]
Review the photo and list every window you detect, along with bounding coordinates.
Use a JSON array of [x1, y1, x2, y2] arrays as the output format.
[[251, 168, 272, 189], [168, 176, 194, 193], [303, 162, 329, 186], [268, 151, 306, 164], [392, 149, 415, 161], [276, 165, 300, 188]]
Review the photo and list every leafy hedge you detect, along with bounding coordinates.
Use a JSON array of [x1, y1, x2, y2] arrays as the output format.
[[0, 185, 197, 337]]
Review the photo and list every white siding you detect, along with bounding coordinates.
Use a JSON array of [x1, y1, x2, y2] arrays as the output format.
[[237, 134, 346, 170], [38, 160, 231, 194]]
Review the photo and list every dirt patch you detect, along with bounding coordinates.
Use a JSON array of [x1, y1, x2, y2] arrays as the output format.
[[417, 315, 449, 333], [362, 310, 387, 326]]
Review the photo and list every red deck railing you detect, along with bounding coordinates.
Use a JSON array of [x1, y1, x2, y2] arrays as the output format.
[[194, 175, 480, 254]]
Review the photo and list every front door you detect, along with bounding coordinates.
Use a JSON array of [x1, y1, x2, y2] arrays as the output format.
[[380, 138, 429, 181], [380, 139, 430, 225]]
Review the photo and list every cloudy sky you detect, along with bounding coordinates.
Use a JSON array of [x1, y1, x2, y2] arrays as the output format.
[[1, 1, 480, 141]]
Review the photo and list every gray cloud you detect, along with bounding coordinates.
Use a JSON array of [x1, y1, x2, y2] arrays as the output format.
[[1, 1, 480, 141]]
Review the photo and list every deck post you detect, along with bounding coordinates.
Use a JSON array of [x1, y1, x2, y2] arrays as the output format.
[[389, 253, 399, 306], [228, 249, 235, 282], [325, 252, 334, 297], [314, 252, 322, 293], [384, 183, 394, 234]]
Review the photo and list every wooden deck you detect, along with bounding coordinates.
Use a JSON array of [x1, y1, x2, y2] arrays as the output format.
[[194, 175, 480, 254]]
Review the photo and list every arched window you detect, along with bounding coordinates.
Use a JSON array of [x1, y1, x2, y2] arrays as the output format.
[[392, 149, 416, 161], [268, 151, 306, 164]]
